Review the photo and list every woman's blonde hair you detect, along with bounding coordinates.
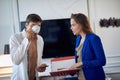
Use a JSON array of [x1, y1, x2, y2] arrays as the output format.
[[71, 13, 93, 34]]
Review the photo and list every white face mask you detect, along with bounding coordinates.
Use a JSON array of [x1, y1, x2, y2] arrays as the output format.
[[32, 25, 41, 33]]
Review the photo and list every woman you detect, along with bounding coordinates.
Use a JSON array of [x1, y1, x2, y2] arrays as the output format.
[[70, 13, 106, 80]]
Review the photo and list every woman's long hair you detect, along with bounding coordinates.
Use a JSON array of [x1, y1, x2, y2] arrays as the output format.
[[71, 13, 93, 34]]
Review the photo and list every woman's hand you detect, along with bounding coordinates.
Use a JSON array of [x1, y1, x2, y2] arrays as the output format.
[[70, 62, 83, 69], [36, 63, 48, 72]]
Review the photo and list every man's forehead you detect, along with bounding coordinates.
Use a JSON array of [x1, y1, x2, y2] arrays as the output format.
[[29, 21, 41, 25]]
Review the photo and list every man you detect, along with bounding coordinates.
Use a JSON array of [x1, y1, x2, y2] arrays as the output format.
[[9, 14, 47, 80]]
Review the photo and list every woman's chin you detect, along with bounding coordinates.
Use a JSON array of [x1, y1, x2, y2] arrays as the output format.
[[73, 33, 76, 35], [73, 33, 78, 36]]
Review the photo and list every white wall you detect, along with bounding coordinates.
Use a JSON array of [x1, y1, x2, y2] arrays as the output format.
[[94, 0, 120, 57], [90, 0, 120, 73], [18, 0, 88, 21], [0, 0, 19, 54], [0, 0, 14, 53]]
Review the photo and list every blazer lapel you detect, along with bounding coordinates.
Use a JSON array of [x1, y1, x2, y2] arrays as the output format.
[[82, 34, 88, 60]]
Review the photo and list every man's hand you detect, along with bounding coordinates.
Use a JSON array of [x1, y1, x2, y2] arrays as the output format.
[[26, 29, 37, 41], [36, 63, 48, 72]]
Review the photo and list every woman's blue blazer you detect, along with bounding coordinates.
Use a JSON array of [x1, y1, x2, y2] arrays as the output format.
[[75, 33, 106, 80]]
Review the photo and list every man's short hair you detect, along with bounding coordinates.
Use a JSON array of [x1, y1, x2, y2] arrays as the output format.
[[26, 14, 42, 23]]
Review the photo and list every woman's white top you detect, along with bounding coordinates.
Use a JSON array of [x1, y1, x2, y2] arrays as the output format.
[[76, 36, 85, 80]]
